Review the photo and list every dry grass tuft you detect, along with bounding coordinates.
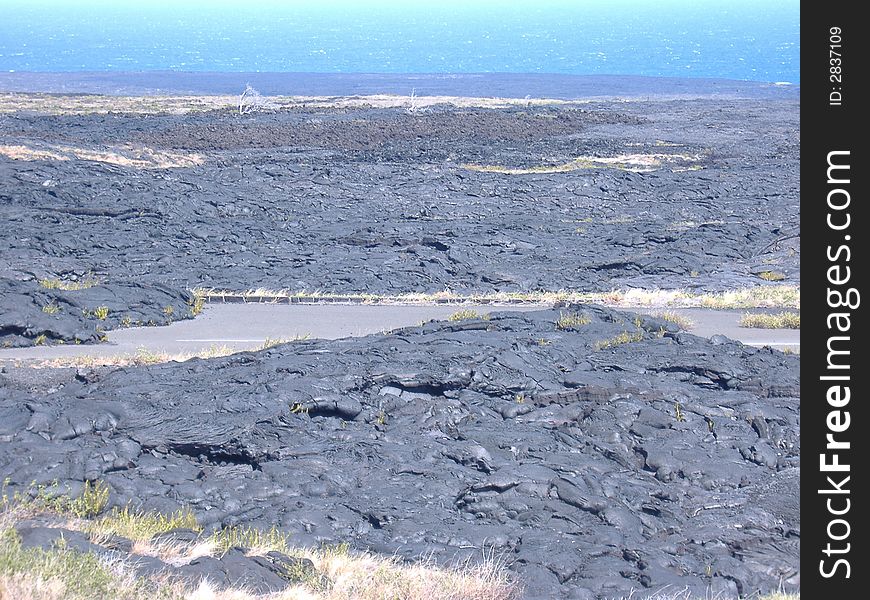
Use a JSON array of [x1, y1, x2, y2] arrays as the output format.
[[555, 311, 592, 330], [0, 573, 68, 600], [189, 294, 207, 317], [91, 306, 110, 321], [85, 505, 201, 542], [739, 311, 800, 329], [3, 480, 110, 520], [38, 275, 101, 291], [195, 285, 799, 310], [303, 546, 519, 600], [694, 286, 800, 310], [209, 525, 289, 556], [1, 521, 519, 600], [594, 330, 645, 350], [41, 302, 61, 315], [1, 483, 521, 600], [448, 309, 481, 321], [650, 311, 694, 330]]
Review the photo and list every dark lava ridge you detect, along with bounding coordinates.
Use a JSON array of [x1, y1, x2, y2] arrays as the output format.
[[0, 305, 800, 599]]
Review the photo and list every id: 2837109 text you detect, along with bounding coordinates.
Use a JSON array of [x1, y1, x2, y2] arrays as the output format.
[[829, 27, 843, 106]]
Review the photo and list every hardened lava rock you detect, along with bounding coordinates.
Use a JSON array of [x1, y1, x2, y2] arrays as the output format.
[[0, 306, 800, 598]]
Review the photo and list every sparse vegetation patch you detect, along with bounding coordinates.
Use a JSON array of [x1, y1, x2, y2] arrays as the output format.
[[0, 480, 520, 600], [188, 294, 206, 317], [210, 525, 289, 555], [740, 311, 800, 329], [594, 330, 645, 350], [87, 505, 201, 541], [38, 275, 100, 291], [41, 302, 61, 315], [650, 311, 693, 330], [197, 285, 800, 309], [758, 270, 787, 281], [555, 311, 591, 330], [448, 309, 481, 321]]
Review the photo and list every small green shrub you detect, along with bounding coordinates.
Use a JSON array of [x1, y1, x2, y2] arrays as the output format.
[[188, 295, 206, 317], [594, 330, 644, 350], [42, 302, 61, 315], [555, 312, 591, 330], [448, 309, 480, 322]]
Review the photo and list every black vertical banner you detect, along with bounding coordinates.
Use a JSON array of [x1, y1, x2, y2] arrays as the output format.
[[803, 1, 866, 597]]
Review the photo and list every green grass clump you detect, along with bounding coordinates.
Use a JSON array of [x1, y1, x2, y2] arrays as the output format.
[[0, 528, 148, 600], [209, 524, 289, 555], [448, 309, 480, 322], [555, 312, 592, 330], [188, 294, 206, 317], [87, 506, 201, 541], [38, 275, 100, 291], [41, 302, 61, 315], [594, 330, 644, 350], [740, 311, 801, 329], [92, 306, 110, 321], [64, 481, 110, 518], [0, 477, 520, 600], [697, 285, 800, 310], [4, 480, 109, 519]]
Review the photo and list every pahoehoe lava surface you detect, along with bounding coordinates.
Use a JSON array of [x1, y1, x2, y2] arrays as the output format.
[[0, 306, 800, 598], [0, 278, 194, 347], [1, 97, 799, 345]]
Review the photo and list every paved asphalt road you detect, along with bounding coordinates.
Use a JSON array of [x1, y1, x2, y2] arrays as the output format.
[[0, 304, 799, 363]]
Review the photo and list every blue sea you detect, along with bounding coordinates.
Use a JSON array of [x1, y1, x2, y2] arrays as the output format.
[[0, 0, 799, 84]]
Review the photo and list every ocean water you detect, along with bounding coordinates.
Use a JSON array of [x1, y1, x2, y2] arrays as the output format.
[[0, 0, 799, 83]]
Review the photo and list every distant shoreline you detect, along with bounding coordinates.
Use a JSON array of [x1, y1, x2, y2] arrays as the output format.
[[0, 72, 799, 100]]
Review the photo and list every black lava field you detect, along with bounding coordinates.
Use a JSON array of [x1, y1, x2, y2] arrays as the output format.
[[0, 93, 800, 599]]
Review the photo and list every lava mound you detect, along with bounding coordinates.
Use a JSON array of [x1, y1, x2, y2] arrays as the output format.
[[0, 305, 799, 598]]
